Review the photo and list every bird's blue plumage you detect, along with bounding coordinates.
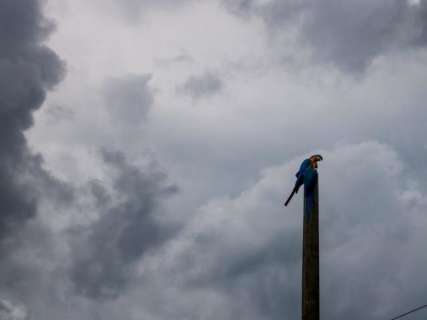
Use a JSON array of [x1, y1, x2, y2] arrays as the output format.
[[293, 158, 318, 215], [294, 158, 312, 193], [284, 154, 321, 208]]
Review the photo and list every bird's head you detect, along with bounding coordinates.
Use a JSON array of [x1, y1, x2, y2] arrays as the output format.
[[309, 154, 323, 169]]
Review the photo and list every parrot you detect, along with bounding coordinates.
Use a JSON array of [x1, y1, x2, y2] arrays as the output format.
[[284, 154, 323, 207]]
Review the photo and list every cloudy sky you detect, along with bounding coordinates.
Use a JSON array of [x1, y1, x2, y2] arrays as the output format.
[[1, 0, 427, 319]]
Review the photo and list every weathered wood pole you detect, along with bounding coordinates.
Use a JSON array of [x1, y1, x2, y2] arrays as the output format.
[[301, 172, 319, 320]]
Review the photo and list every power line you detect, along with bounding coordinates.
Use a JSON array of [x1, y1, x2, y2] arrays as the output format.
[[388, 304, 427, 320]]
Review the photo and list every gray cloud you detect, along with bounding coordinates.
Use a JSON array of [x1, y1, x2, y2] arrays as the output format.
[[103, 74, 154, 125], [0, 0, 64, 240], [223, 0, 427, 72], [0, 0, 79, 317], [0, 1, 179, 308], [69, 150, 178, 299], [0, 299, 28, 320], [178, 72, 223, 99]]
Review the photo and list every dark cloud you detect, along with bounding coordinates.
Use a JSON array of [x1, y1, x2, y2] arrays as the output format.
[[69, 150, 178, 299], [0, 0, 64, 239], [178, 72, 223, 99], [223, 0, 427, 72], [0, 0, 179, 311], [103, 74, 154, 124], [0, 0, 77, 317]]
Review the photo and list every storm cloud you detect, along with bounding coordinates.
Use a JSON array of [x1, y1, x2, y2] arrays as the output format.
[[0, 1, 75, 317], [0, 0, 64, 239], [224, 0, 427, 71]]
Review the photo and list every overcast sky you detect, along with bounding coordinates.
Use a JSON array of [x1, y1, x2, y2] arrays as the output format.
[[1, 0, 427, 319]]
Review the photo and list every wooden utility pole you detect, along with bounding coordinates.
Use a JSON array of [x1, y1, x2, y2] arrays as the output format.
[[301, 173, 319, 320]]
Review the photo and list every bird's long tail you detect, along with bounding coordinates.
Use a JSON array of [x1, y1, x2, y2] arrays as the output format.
[[284, 189, 296, 206]]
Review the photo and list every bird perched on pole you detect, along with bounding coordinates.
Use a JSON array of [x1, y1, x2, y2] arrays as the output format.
[[284, 154, 323, 207]]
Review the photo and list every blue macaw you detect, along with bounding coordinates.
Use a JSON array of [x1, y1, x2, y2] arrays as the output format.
[[284, 154, 323, 207]]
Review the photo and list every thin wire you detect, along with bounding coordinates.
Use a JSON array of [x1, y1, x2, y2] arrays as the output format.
[[388, 304, 427, 320]]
